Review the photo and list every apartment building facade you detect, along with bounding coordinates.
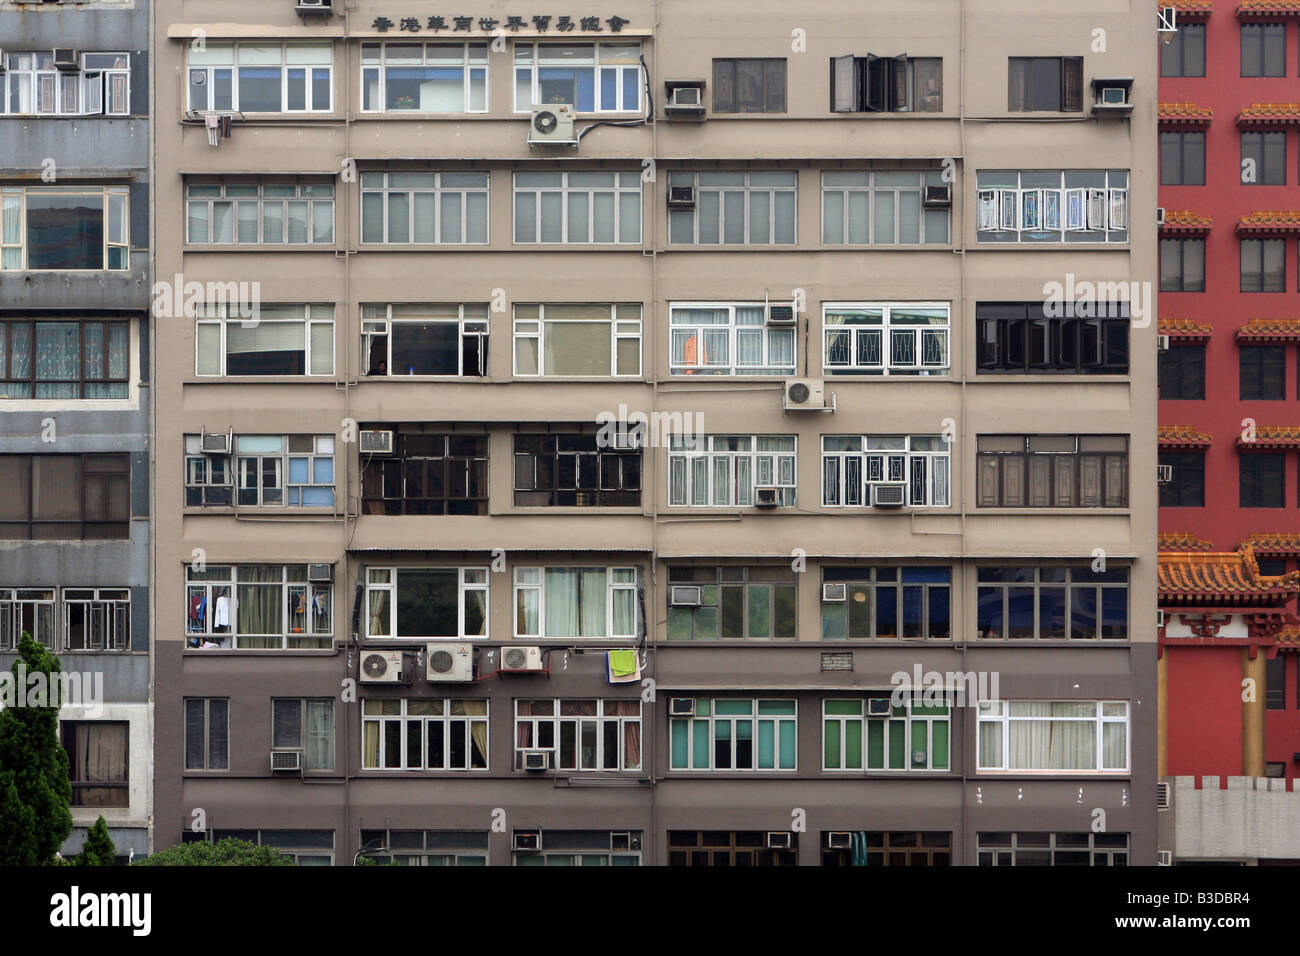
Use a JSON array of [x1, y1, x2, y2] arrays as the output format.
[[153, 0, 1157, 865], [1157, 0, 1300, 864], [0, 0, 152, 859]]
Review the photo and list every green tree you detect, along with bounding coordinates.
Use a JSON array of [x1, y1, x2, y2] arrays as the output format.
[[0, 634, 72, 865], [133, 838, 295, 866], [76, 815, 116, 866]]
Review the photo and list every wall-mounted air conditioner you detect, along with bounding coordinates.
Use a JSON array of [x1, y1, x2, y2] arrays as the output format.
[[359, 650, 412, 684], [754, 486, 780, 508], [766, 303, 796, 324], [295, 0, 333, 15], [871, 483, 907, 508], [783, 378, 828, 411], [669, 697, 695, 716], [513, 830, 542, 851], [521, 749, 551, 771], [270, 750, 302, 772], [670, 586, 702, 607], [501, 645, 544, 673], [667, 185, 697, 208], [664, 81, 706, 117], [53, 49, 80, 71], [529, 104, 576, 144], [307, 563, 333, 583], [359, 429, 393, 455], [923, 184, 952, 207], [867, 697, 891, 716], [426, 642, 474, 682], [1090, 77, 1134, 116], [200, 431, 232, 454], [822, 583, 847, 602]]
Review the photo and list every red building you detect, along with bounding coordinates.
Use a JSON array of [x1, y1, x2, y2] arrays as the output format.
[[1158, 0, 1300, 862]]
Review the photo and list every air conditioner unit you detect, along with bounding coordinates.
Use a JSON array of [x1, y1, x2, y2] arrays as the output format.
[[426, 642, 474, 682], [359, 429, 394, 455], [822, 583, 847, 602], [669, 697, 695, 716], [669, 586, 701, 607], [783, 378, 827, 411], [667, 185, 697, 208], [923, 184, 952, 207], [826, 831, 852, 850], [1156, 849, 1173, 866], [529, 104, 576, 144], [1156, 334, 1171, 352], [871, 483, 907, 508], [664, 82, 706, 117], [522, 749, 551, 771], [1090, 77, 1134, 116], [867, 697, 891, 716], [1156, 207, 1166, 226], [200, 431, 232, 454], [1157, 464, 1173, 484], [1157, 781, 1171, 810], [767, 304, 796, 324], [753, 486, 780, 508], [270, 750, 302, 772], [501, 645, 544, 673], [513, 830, 542, 851], [766, 831, 793, 850], [307, 563, 333, 583], [359, 650, 412, 684], [52, 49, 80, 71], [295, 0, 333, 14]]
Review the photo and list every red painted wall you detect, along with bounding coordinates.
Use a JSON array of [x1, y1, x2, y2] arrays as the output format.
[[1165, 646, 1244, 777]]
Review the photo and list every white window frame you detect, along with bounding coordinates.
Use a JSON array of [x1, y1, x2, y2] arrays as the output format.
[[512, 566, 639, 640], [0, 588, 56, 650], [1, 52, 130, 116], [62, 587, 130, 651], [1, 185, 129, 272], [512, 171, 642, 245], [232, 435, 335, 508], [361, 304, 490, 378], [822, 302, 950, 376], [669, 699, 798, 772], [822, 434, 951, 508], [513, 699, 642, 772], [668, 435, 798, 507], [668, 302, 796, 377], [185, 182, 335, 246], [360, 41, 488, 114], [186, 41, 334, 114], [977, 700, 1130, 772], [195, 303, 334, 377], [364, 566, 489, 640], [361, 698, 489, 771], [668, 171, 798, 246], [512, 303, 642, 377], [976, 172, 1129, 242], [185, 565, 334, 650], [822, 697, 951, 772], [359, 171, 489, 245], [821, 170, 950, 245], [512, 40, 643, 114]]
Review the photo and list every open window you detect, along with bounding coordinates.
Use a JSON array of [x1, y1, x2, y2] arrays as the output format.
[[830, 54, 941, 113]]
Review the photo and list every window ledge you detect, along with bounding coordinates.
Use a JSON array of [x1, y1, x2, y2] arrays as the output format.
[[973, 241, 1131, 250], [180, 244, 338, 253], [509, 506, 646, 515], [974, 508, 1131, 515], [973, 373, 1132, 382], [183, 647, 337, 656], [181, 507, 340, 517]]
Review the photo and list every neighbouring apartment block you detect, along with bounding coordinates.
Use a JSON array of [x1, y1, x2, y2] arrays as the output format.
[[0, 0, 152, 860], [1158, 0, 1300, 865], [146, 0, 1157, 865]]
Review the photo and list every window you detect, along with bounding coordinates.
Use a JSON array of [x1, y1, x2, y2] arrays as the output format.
[[1241, 239, 1286, 292], [824, 303, 950, 376], [820, 567, 951, 640], [978, 831, 1128, 866], [360, 829, 489, 866], [1267, 656, 1286, 710], [272, 699, 334, 770], [668, 831, 797, 867], [0, 454, 129, 540], [0, 319, 129, 398], [1160, 238, 1206, 291], [185, 182, 334, 246], [712, 58, 785, 113], [1158, 344, 1205, 399], [184, 435, 335, 508], [210, 829, 333, 865], [1162, 23, 1206, 77], [61, 721, 128, 807], [516, 831, 643, 866], [821, 170, 950, 245], [976, 435, 1128, 508], [513, 434, 640, 507], [1242, 23, 1285, 77], [513, 303, 641, 377], [977, 302, 1129, 375], [1, 52, 129, 116], [195, 304, 333, 377], [669, 303, 794, 376], [667, 172, 796, 245], [361, 303, 488, 377], [822, 435, 951, 508], [362, 42, 487, 113], [1, 185, 129, 271], [1161, 131, 1205, 185], [978, 700, 1129, 771], [829, 54, 942, 112], [362, 698, 488, 770], [185, 699, 229, 771], [360, 172, 488, 245], [1160, 452, 1205, 507], [514, 41, 641, 113], [976, 170, 1128, 243], [0, 589, 54, 650], [361, 433, 488, 516], [666, 567, 796, 640], [187, 42, 333, 112], [1240, 452, 1285, 508], [1007, 57, 1083, 111], [513, 171, 641, 244], [514, 699, 641, 771], [823, 697, 950, 771], [823, 831, 951, 867], [365, 567, 487, 639], [668, 435, 797, 507], [1241, 345, 1285, 399], [1241, 131, 1286, 185], [63, 588, 129, 651], [669, 699, 797, 771], [514, 567, 638, 639], [185, 565, 333, 650], [976, 566, 1129, 640]]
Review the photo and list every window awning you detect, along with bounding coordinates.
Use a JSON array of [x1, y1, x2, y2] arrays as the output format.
[[1159, 424, 1212, 449], [1237, 425, 1300, 449], [1159, 102, 1213, 127], [1235, 317, 1300, 341], [1159, 544, 1300, 605], [1237, 102, 1300, 127], [1160, 210, 1212, 236], [1237, 210, 1300, 234], [1159, 318, 1213, 341], [1237, 0, 1300, 20]]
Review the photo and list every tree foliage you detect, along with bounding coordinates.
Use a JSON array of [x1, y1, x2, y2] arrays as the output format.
[[76, 815, 117, 866], [133, 838, 295, 866]]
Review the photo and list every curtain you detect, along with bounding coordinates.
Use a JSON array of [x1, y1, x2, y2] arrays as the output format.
[[544, 570, 579, 637], [453, 700, 488, 766], [305, 700, 333, 770], [71, 721, 127, 806], [362, 720, 380, 768], [610, 588, 634, 636], [1008, 58, 1028, 110], [237, 576, 282, 648]]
